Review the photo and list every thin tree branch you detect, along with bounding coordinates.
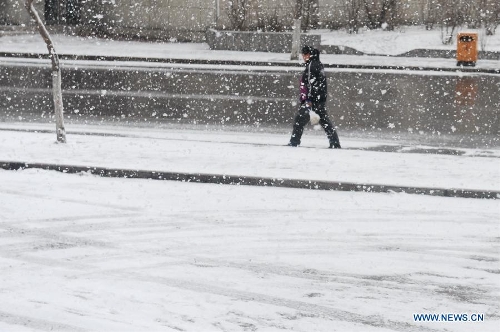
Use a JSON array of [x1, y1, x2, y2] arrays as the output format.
[[25, 0, 59, 72]]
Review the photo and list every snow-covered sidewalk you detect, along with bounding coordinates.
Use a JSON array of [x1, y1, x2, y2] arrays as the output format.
[[0, 123, 498, 194]]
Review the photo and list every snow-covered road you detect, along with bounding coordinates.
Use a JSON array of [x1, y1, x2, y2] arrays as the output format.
[[0, 166, 498, 332], [0, 123, 498, 331]]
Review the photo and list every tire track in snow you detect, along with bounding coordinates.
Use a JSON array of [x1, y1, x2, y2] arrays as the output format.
[[1, 243, 493, 332], [0, 212, 141, 225], [0, 188, 142, 212], [122, 272, 441, 332], [167, 255, 499, 307], [0, 221, 492, 331], [0, 214, 139, 255], [0, 310, 88, 332]]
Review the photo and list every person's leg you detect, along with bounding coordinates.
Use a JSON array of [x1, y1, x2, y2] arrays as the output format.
[[315, 103, 341, 148], [329, 129, 341, 149], [289, 105, 310, 146]]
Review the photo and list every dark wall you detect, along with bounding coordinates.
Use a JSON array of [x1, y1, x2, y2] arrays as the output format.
[[1, 64, 498, 146]]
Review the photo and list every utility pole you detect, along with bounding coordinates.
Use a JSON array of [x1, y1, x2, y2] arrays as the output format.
[[25, 0, 66, 143]]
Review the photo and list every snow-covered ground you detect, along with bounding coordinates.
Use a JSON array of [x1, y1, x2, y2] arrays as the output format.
[[1, 26, 499, 70], [319, 25, 500, 55], [1, 26, 499, 332], [0, 123, 499, 331]]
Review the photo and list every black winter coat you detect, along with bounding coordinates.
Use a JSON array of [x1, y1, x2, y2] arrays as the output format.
[[302, 49, 327, 103]]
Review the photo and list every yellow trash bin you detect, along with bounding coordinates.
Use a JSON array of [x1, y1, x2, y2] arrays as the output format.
[[456, 32, 478, 67]]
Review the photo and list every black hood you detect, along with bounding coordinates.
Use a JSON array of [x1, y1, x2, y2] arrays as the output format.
[[311, 48, 320, 60]]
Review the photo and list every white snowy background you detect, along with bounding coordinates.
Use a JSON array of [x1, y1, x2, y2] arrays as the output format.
[[0, 27, 499, 331]]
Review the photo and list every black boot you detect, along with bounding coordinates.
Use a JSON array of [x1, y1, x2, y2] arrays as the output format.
[[329, 141, 341, 149], [328, 130, 341, 149]]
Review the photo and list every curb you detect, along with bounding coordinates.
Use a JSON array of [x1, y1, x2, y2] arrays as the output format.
[[0, 52, 498, 74], [1, 161, 497, 200]]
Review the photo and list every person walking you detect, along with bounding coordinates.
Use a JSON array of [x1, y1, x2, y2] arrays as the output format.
[[288, 45, 341, 148]]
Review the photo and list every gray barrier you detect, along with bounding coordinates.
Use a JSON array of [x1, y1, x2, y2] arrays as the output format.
[[205, 29, 321, 53]]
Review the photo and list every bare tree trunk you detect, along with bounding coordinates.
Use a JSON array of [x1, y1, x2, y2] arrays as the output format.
[[378, 0, 397, 29], [228, 0, 249, 30], [363, 0, 378, 29], [25, 0, 66, 143], [296, 0, 312, 31], [290, 18, 301, 60], [310, 0, 320, 29], [294, 0, 303, 20], [345, 0, 362, 33]]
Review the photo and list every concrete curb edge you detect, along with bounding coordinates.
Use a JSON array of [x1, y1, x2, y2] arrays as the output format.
[[1, 161, 498, 200]]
